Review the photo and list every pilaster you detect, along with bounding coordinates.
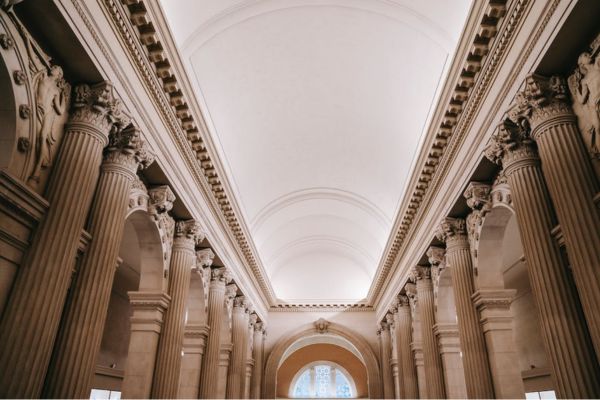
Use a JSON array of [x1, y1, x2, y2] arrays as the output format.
[[121, 291, 170, 399], [395, 294, 419, 399], [379, 318, 395, 399], [434, 323, 467, 399], [251, 322, 266, 399], [227, 295, 250, 399], [473, 289, 525, 398], [178, 323, 210, 399]]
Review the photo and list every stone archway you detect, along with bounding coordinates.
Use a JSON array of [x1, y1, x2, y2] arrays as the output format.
[[264, 320, 381, 398]]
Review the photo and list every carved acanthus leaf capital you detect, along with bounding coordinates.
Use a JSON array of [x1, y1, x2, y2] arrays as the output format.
[[104, 125, 155, 173], [385, 313, 394, 326], [436, 217, 468, 247], [379, 320, 391, 331], [196, 248, 215, 268], [414, 265, 431, 281], [249, 313, 258, 326], [225, 283, 238, 300], [397, 294, 410, 307], [510, 74, 572, 135], [233, 295, 247, 309], [210, 267, 231, 284], [464, 182, 491, 211], [426, 246, 446, 267], [254, 321, 264, 332], [485, 118, 538, 172], [148, 185, 175, 217], [70, 82, 130, 137], [174, 219, 205, 248], [389, 298, 399, 314]]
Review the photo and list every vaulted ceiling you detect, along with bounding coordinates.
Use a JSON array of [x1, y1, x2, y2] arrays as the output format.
[[160, 0, 472, 302]]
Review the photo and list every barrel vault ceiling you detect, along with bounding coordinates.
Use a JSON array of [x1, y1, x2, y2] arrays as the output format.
[[159, 0, 472, 302]]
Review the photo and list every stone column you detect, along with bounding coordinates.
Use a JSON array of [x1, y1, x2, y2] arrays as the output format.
[[198, 270, 232, 398], [473, 289, 525, 398], [178, 323, 210, 399], [435, 220, 496, 399], [251, 322, 265, 399], [512, 74, 600, 358], [379, 319, 395, 399], [217, 343, 234, 398], [43, 125, 154, 398], [485, 119, 600, 398], [243, 313, 257, 399], [121, 291, 170, 399], [151, 220, 204, 398], [227, 296, 250, 399], [406, 284, 426, 399], [434, 323, 467, 399], [0, 82, 129, 398], [414, 266, 446, 399], [386, 311, 400, 399], [395, 294, 419, 399]]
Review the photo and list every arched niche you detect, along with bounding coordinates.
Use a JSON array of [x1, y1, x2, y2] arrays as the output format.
[[264, 321, 381, 399], [93, 209, 166, 391], [475, 193, 553, 392]]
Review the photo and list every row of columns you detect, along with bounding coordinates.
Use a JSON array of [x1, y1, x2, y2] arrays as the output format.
[[378, 73, 600, 399], [0, 80, 267, 398]]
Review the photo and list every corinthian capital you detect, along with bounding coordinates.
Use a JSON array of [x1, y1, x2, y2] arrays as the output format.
[[426, 246, 446, 267], [249, 313, 258, 327], [196, 248, 215, 268], [233, 295, 247, 309], [103, 125, 155, 174], [436, 217, 468, 245], [413, 265, 431, 281], [174, 219, 205, 249], [226, 283, 238, 300], [385, 313, 394, 327], [397, 294, 410, 308], [485, 118, 538, 173], [148, 185, 175, 217], [70, 82, 130, 137], [254, 321, 265, 333], [210, 267, 231, 284], [464, 182, 491, 210], [509, 74, 572, 135]]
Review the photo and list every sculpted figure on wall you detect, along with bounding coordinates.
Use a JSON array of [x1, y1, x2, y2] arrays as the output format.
[[568, 33, 600, 166], [28, 65, 69, 184]]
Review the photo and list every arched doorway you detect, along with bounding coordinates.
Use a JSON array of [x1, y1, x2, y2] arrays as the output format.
[[264, 321, 381, 398]]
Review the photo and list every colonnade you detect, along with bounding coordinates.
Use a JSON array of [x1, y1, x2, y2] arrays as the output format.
[[377, 72, 600, 399], [0, 79, 267, 399]]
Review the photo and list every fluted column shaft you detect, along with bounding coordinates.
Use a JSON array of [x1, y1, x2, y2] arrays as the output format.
[[395, 301, 419, 399], [379, 322, 395, 399], [416, 273, 446, 399], [527, 84, 600, 358], [487, 123, 600, 398], [442, 228, 495, 398], [152, 221, 202, 399], [199, 269, 229, 399], [251, 324, 265, 399], [44, 127, 151, 398], [0, 83, 127, 398], [227, 298, 249, 399]]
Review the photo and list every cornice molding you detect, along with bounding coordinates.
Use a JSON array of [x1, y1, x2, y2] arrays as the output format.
[[93, 0, 276, 305], [270, 303, 373, 312], [374, 0, 564, 319], [367, 0, 509, 304]]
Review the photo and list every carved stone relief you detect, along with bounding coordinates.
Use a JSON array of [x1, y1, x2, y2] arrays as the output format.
[[568, 32, 600, 174], [0, 7, 70, 192]]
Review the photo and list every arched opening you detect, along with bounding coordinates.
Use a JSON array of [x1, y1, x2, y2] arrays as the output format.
[[264, 321, 381, 399], [289, 360, 357, 398], [91, 209, 166, 395], [477, 202, 554, 395]]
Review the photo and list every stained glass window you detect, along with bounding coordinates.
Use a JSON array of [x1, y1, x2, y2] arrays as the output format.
[[291, 364, 353, 398]]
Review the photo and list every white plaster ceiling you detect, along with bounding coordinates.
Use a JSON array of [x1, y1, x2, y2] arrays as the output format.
[[160, 0, 472, 302]]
